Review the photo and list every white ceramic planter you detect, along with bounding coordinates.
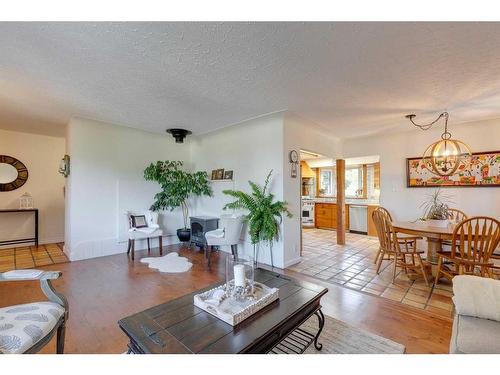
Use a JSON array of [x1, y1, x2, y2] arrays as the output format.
[[425, 219, 450, 228]]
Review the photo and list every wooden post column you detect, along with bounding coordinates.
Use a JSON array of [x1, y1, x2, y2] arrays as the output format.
[[336, 159, 346, 245]]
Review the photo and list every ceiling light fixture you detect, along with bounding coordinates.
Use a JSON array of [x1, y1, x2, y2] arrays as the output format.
[[300, 150, 321, 158], [406, 112, 472, 177], [166, 128, 192, 143]]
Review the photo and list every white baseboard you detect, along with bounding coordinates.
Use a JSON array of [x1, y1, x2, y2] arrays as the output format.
[[66, 235, 181, 261], [40, 237, 65, 245], [284, 256, 302, 268]]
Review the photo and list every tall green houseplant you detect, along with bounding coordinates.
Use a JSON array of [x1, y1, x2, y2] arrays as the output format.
[[223, 170, 292, 267], [144, 160, 212, 241]]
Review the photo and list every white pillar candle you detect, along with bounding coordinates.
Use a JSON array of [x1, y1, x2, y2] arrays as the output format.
[[234, 264, 246, 287]]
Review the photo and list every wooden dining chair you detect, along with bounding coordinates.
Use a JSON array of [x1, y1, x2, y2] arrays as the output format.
[[434, 216, 500, 287], [441, 208, 468, 250], [447, 208, 468, 223], [372, 207, 423, 265], [372, 209, 429, 285]]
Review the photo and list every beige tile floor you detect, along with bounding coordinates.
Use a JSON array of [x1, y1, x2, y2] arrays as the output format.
[[0, 243, 68, 272], [289, 228, 454, 317]]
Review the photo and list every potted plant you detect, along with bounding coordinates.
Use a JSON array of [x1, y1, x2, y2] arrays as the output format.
[[419, 188, 453, 227], [222, 170, 292, 267], [144, 160, 212, 242]]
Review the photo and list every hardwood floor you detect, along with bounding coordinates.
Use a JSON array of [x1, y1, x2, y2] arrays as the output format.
[[284, 268, 452, 354], [0, 244, 452, 354]]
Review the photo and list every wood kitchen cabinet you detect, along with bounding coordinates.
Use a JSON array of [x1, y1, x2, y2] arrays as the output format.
[[315, 202, 379, 233], [315, 203, 349, 230], [367, 205, 378, 236], [315, 203, 336, 229], [301, 161, 315, 178]]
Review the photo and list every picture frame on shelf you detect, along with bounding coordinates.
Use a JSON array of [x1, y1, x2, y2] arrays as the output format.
[[211, 170, 218, 180], [216, 168, 224, 180], [224, 170, 233, 180]]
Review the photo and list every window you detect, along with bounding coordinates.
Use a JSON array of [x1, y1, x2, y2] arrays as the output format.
[[319, 169, 336, 196], [345, 166, 363, 198], [318, 165, 369, 198]]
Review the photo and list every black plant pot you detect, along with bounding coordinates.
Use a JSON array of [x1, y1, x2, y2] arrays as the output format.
[[177, 228, 191, 242]]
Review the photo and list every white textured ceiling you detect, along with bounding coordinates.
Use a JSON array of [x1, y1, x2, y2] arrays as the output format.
[[2, 22, 500, 138]]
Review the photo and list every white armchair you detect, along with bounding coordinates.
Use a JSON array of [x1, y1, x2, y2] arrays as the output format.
[[126, 210, 163, 260], [204, 214, 244, 267]]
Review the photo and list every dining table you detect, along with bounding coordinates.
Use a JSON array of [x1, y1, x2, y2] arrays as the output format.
[[392, 220, 456, 275], [392, 220, 500, 277]]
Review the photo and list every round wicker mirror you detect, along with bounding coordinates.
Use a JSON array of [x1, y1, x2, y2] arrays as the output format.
[[0, 155, 28, 192]]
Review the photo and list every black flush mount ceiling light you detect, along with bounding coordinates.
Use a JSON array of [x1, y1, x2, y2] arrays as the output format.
[[166, 128, 192, 143]]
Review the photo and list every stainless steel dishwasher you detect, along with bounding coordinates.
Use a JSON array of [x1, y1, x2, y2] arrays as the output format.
[[349, 205, 368, 234]]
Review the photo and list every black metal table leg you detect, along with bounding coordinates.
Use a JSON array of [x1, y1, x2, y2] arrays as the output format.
[[313, 309, 325, 350]]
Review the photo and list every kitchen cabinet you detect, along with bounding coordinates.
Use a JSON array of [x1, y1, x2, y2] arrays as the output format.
[[301, 161, 315, 178], [315, 203, 336, 229], [315, 203, 349, 230], [367, 205, 378, 236], [315, 202, 377, 234]]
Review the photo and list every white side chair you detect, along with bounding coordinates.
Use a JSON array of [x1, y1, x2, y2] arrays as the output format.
[[204, 215, 244, 267], [126, 210, 163, 260]]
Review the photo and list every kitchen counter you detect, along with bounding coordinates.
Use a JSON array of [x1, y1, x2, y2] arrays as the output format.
[[309, 199, 379, 236], [305, 198, 379, 206]]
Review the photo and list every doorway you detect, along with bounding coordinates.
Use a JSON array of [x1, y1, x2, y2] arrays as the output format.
[[296, 153, 381, 277]]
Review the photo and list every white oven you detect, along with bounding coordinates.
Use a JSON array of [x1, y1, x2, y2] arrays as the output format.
[[301, 199, 315, 227]]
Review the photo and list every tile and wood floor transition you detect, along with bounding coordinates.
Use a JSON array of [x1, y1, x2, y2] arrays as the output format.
[[289, 229, 454, 318], [0, 243, 452, 354], [0, 243, 69, 272]]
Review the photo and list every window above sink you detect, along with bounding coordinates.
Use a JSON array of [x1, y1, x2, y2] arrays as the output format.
[[318, 163, 378, 200]]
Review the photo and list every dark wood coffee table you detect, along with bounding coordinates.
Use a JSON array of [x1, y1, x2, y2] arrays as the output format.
[[118, 268, 328, 354]]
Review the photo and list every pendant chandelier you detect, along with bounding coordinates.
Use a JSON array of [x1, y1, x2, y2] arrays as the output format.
[[406, 112, 472, 177]]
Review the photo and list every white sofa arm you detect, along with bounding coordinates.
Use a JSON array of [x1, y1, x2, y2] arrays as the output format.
[[453, 275, 500, 322]]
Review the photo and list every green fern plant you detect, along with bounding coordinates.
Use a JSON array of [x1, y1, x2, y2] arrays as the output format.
[[223, 170, 292, 266]]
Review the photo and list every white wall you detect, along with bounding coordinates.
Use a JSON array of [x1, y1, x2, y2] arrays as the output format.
[[342, 118, 500, 221], [0, 129, 65, 247], [190, 112, 342, 269], [65, 118, 190, 261], [282, 113, 341, 266], [61, 113, 499, 265], [190, 113, 285, 267]]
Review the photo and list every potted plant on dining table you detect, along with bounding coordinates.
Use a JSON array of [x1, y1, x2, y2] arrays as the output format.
[[419, 188, 453, 227]]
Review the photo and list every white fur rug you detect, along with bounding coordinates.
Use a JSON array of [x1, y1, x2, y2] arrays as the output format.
[[140, 252, 193, 273]]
